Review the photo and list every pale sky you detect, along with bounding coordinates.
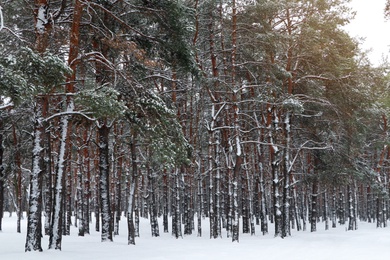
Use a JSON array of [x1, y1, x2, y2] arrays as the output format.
[[345, 0, 390, 65]]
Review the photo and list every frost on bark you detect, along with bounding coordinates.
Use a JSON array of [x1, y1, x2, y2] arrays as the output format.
[[127, 132, 138, 245], [163, 169, 169, 233], [281, 111, 291, 238], [270, 107, 282, 237], [311, 176, 318, 232], [0, 115, 4, 232], [148, 166, 159, 237], [197, 160, 203, 237], [43, 100, 52, 236], [25, 99, 44, 252], [98, 122, 113, 242], [172, 169, 183, 239], [48, 108, 71, 250], [77, 152, 85, 237]]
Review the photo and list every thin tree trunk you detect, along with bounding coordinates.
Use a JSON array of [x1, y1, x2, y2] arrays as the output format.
[[282, 111, 291, 237], [0, 113, 4, 231], [127, 131, 138, 245], [311, 177, 318, 232], [12, 123, 23, 233]]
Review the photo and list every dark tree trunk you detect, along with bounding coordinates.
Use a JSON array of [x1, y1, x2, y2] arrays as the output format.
[[127, 132, 138, 245], [83, 127, 91, 234], [25, 99, 45, 252], [98, 122, 113, 242], [163, 169, 169, 233], [0, 116, 4, 232], [43, 113, 52, 236], [172, 170, 182, 239], [12, 123, 23, 233], [149, 166, 159, 237], [311, 177, 318, 232]]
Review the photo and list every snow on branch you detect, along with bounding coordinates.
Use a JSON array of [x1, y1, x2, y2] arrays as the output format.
[[44, 110, 96, 122]]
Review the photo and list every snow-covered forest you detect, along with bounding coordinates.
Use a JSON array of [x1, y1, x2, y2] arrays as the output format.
[[1, 0, 390, 253]]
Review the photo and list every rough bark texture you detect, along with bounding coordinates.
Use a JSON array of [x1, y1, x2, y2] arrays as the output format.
[[0, 117, 4, 232], [25, 100, 44, 252], [99, 122, 113, 242]]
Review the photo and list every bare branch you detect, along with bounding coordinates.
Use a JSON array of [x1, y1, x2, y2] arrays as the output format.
[[44, 110, 96, 123], [0, 5, 3, 31]]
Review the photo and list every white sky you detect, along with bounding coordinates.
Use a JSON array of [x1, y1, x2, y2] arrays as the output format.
[[345, 0, 390, 65]]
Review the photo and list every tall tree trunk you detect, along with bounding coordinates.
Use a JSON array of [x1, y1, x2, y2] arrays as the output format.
[[282, 111, 291, 237], [43, 98, 52, 236], [25, 99, 45, 252], [163, 169, 169, 233], [12, 123, 23, 233], [127, 131, 138, 245], [26, 0, 52, 251], [271, 107, 282, 237], [98, 122, 113, 242], [0, 115, 4, 232], [48, 0, 82, 249], [311, 176, 318, 232], [48, 109, 70, 249], [83, 125, 91, 234]]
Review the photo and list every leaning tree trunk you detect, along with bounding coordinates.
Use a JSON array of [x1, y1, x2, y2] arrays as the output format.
[[48, 107, 71, 250], [48, 0, 82, 249]]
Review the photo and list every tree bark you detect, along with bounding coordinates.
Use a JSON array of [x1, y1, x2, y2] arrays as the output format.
[[25, 99, 45, 252], [0, 115, 4, 232], [98, 122, 113, 242]]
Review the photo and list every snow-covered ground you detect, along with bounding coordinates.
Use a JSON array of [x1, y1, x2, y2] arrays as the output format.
[[1, 213, 390, 260]]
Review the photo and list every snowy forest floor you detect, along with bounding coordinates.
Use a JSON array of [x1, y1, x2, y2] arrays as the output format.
[[1, 214, 390, 260]]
